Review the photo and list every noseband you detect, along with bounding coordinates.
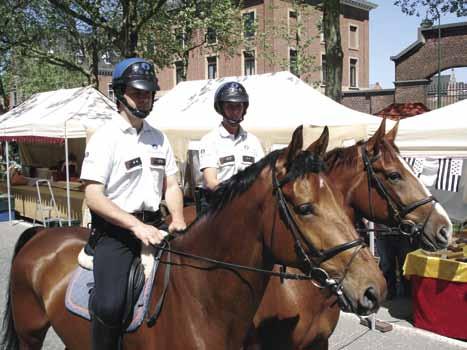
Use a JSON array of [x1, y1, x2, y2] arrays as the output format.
[[272, 154, 365, 311], [360, 146, 437, 238]]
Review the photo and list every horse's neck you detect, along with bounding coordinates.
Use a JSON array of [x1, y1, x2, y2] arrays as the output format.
[[326, 155, 364, 222], [168, 179, 273, 344]]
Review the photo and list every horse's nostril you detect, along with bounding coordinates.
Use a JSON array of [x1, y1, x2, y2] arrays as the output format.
[[437, 227, 450, 244], [361, 286, 378, 312]]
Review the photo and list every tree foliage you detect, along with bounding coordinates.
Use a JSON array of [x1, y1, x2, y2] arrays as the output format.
[[0, 0, 243, 105], [254, 1, 320, 84], [394, 0, 467, 18]]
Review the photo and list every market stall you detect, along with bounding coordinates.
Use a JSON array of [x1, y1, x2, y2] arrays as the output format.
[[403, 245, 467, 340], [0, 86, 119, 224], [147, 71, 382, 161]]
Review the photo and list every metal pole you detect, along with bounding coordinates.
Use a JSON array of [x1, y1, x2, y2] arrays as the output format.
[[436, 9, 441, 109], [64, 129, 72, 226], [5, 141, 12, 223], [369, 221, 376, 330]]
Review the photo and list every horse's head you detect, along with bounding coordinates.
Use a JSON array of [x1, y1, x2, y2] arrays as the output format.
[[339, 118, 452, 251], [263, 126, 386, 315]]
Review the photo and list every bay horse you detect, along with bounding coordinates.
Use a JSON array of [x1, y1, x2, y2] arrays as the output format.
[[1, 126, 386, 350], [247, 119, 453, 349]]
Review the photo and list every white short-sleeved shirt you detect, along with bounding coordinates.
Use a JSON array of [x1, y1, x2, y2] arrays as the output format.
[[198, 123, 265, 187], [80, 117, 178, 213]]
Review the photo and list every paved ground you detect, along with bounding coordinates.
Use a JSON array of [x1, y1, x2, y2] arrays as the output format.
[[0, 220, 466, 349]]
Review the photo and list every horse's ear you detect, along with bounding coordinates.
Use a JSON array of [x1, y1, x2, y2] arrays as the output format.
[[283, 125, 303, 166], [367, 118, 386, 155], [385, 119, 399, 144], [306, 126, 329, 158]]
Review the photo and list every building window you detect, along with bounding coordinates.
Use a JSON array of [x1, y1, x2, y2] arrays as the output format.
[[289, 9, 297, 35], [206, 27, 217, 44], [243, 51, 255, 76], [349, 24, 359, 49], [101, 52, 111, 65], [321, 54, 327, 83], [175, 29, 186, 48], [107, 83, 115, 102], [349, 58, 358, 88], [243, 11, 255, 39], [289, 49, 298, 77], [319, 16, 325, 43], [207, 56, 217, 79], [175, 61, 185, 85], [11, 86, 18, 107]]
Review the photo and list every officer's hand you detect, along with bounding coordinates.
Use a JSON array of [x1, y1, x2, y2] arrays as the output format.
[[168, 218, 187, 233], [132, 222, 166, 246]]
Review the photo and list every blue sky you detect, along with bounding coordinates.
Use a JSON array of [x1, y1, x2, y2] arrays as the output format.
[[370, 1, 467, 88]]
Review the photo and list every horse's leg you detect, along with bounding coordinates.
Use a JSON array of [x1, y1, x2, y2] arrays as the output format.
[[10, 271, 50, 349]]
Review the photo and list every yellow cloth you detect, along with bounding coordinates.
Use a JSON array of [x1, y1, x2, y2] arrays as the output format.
[[403, 246, 467, 283]]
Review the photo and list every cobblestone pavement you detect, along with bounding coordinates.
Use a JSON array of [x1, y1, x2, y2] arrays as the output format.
[[0, 221, 466, 349]]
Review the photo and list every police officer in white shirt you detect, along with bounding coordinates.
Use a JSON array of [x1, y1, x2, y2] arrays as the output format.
[[198, 81, 264, 213], [81, 57, 186, 350]]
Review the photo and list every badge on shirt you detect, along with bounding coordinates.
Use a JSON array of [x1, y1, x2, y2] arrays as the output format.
[[125, 157, 142, 170], [150, 157, 166, 166], [243, 156, 255, 164], [219, 155, 235, 164]]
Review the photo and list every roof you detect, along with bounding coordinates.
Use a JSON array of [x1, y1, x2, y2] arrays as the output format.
[[341, 0, 377, 11], [391, 22, 467, 62], [375, 103, 430, 120]]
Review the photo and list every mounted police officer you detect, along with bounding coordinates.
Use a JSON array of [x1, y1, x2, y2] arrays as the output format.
[[80, 57, 186, 349], [198, 81, 264, 213]]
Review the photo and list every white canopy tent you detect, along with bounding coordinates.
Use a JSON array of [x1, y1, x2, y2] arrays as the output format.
[[396, 98, 467, 158], [394, 99, 467, 222], [148, 71, 382, 160], [0, 86, 119, 224]]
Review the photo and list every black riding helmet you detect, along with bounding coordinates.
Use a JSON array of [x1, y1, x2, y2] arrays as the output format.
[[112, 58, 159, 119], [214, 82, 249, 122]]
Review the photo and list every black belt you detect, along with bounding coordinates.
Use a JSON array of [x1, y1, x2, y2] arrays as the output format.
[[131, 210, 162, 224]]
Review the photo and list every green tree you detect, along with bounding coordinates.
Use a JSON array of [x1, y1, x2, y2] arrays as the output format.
[[254, 1, 320, 84], [394, 0, 466, 17], [140, 0, 244, 81], [1, 0, 244, 100], [323, 0, 343, 102]]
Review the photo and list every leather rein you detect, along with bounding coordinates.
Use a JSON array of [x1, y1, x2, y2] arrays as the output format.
[[146, 154, 366, 326]]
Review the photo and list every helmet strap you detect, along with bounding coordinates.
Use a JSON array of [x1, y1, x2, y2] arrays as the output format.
[[223, 116, 243, 125], [118, 95, 153, 119]]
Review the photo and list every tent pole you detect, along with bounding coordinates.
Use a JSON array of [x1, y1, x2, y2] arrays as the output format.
[[64, 132, 71, 226], [5, 141, 12, 223]]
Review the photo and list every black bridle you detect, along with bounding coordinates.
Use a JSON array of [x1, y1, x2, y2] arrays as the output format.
[[360, 145, 437, 239], [272, 155, 365, 312]]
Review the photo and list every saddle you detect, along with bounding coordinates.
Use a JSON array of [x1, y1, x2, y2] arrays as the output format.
[[65, 245, 163, 332]]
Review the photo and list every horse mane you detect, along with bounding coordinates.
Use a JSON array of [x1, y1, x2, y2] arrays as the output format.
[[207, 149, 281, 213], [324, 138, 400, 171]]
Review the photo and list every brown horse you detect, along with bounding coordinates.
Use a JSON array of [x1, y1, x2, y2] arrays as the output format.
[[247, 119, 453, 350], [1, 126, 386, 350]]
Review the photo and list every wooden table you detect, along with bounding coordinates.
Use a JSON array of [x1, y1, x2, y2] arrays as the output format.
[[0, 182, 84, 223]]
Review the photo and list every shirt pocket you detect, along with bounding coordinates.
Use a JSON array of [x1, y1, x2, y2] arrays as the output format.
[[239, 154, 255, 171], [149, 156, 166, 189], [218, 154, 235, 168], [124, 156, 143, 178]]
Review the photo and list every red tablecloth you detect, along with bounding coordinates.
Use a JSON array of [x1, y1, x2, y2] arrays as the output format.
[[411, 275, 467, 340]]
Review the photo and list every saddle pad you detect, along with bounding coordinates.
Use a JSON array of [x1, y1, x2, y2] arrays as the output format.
[[65, 248, 162, 333]]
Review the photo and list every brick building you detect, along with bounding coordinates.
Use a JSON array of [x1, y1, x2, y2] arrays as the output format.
[[97, 0, 377, 99], [342, 21, 467, 114]]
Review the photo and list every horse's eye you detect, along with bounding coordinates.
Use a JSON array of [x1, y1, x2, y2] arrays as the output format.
[[294, 203, 315, 216], [387, 172, 402, 182]]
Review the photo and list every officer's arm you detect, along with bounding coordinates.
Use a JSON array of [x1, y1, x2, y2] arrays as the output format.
[[164, 174, 186, 232], [84, 181, 143, 231], [202, 167, 219, 191]]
